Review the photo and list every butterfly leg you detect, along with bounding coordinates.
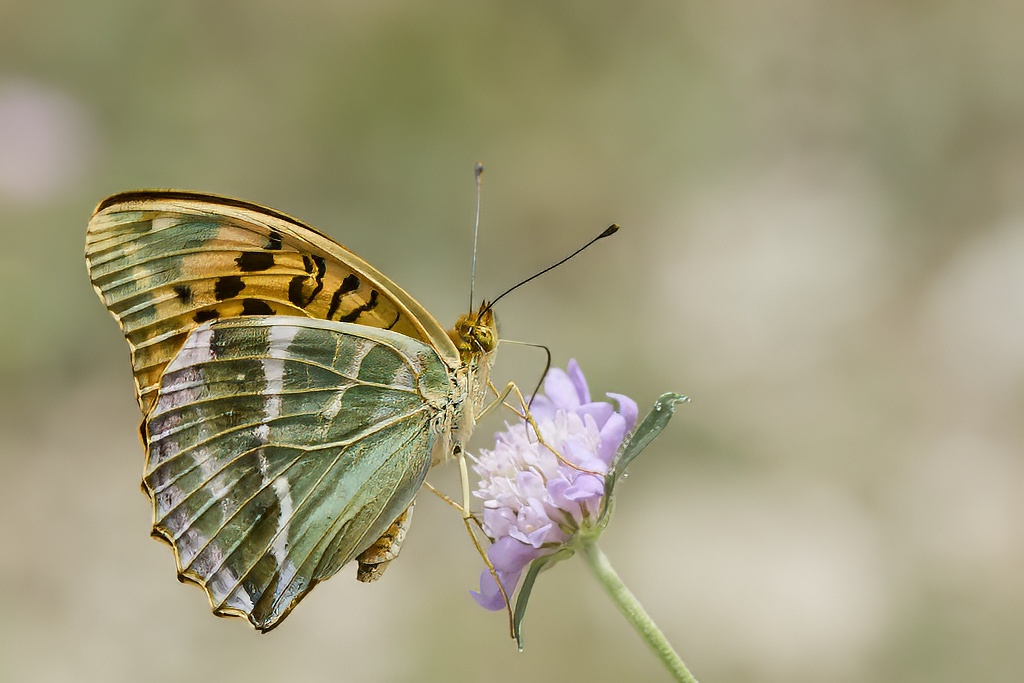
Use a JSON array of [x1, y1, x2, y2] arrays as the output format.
[[451, 445, 516, 635], [355, 502, 415, 582], [420, 474, 512, 627], [483, 380, 604, 476], [476, 380, 517, 420]]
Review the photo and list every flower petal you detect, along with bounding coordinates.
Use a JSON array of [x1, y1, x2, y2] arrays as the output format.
[[543, 368, 581, 411], [481, 506, 517, 539], [577, 401, 614, 430], [515, 470, 548, 500], [494, 536, 538, 571], [562, 473, 606, 502], [528, 394, 557, 422], [607, 392, 638, 433], [598, 412, 627, 463], [471, 568, 519, 611], [511, 499, 563, 547], [563, 439, 607, 473], [546, 477, 582, 519], [566, 359, 591, 404]]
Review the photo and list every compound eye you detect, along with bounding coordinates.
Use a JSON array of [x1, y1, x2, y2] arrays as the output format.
[[478, 328, 495, 351]]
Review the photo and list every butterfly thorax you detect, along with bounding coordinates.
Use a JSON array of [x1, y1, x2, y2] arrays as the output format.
[[435, 303, 498, 464], [448, 304, 498, 408]]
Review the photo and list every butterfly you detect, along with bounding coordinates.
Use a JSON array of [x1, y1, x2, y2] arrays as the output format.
[[86, 190, 498, 632]]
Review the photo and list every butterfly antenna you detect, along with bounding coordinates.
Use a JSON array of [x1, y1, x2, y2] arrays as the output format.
[[529, 344, 552, 412], [480, 223, 619, 319], [470, 162, 484, 312], [500, 339, 553, 413]]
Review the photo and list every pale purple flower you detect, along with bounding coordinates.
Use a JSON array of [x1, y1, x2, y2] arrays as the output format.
[[470, 360, 638, 610]]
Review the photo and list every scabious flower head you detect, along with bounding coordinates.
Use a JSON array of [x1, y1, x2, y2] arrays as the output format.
[[470, 359, 637, 610]]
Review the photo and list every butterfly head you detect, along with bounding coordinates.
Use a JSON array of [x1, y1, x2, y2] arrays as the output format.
[[449, 302, 498, 364]]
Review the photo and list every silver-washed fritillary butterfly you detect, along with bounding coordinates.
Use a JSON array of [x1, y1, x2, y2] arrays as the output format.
[[86, 191, 497, 631]]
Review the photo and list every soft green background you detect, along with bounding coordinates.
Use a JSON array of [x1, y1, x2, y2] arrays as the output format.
[[2, 2, 1022, 682]]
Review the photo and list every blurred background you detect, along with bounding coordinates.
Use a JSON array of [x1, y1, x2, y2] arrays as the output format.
[[2, 1, 1022, 681]]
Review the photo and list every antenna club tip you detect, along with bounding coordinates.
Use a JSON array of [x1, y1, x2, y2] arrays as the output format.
[[601, 224, 620, 238], [475, 162, 485, 176]]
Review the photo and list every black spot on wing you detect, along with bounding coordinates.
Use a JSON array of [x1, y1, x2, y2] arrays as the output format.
[[326, 274, 360, 320], [241, 299, 275, 316], [173, 284, 193, 304], [339, 290, 379, 323], [215, 276, 245, 300], [265, 230, 283, 250], [288, 254, 329, 308], [235, 252, 275, 272], [193, 309, 220, 323], [288, 275, 310, 307], [309, 255, 326, 299], [311, 255, 326, 276]]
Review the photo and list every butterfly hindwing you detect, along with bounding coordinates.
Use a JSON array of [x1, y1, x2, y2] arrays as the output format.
[[145, 316, 455, 631], [86, 191, 458, 415]]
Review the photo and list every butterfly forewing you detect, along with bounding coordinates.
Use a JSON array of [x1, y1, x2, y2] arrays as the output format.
[[145, 316, 454, 631], [86, 191, 458, 415]]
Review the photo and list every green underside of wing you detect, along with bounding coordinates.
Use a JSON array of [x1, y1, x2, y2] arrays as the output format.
[[143, 317, 454, 630]]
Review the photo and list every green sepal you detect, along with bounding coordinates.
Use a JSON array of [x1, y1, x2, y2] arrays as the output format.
[[512, 547, 573, 651], [600, 392, 688, 524]]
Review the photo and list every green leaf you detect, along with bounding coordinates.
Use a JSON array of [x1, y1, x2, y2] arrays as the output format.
[[605, 392, 688, 502]]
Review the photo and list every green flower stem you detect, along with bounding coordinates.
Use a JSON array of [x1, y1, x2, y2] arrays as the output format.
[[579, 542, 698, 683]]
